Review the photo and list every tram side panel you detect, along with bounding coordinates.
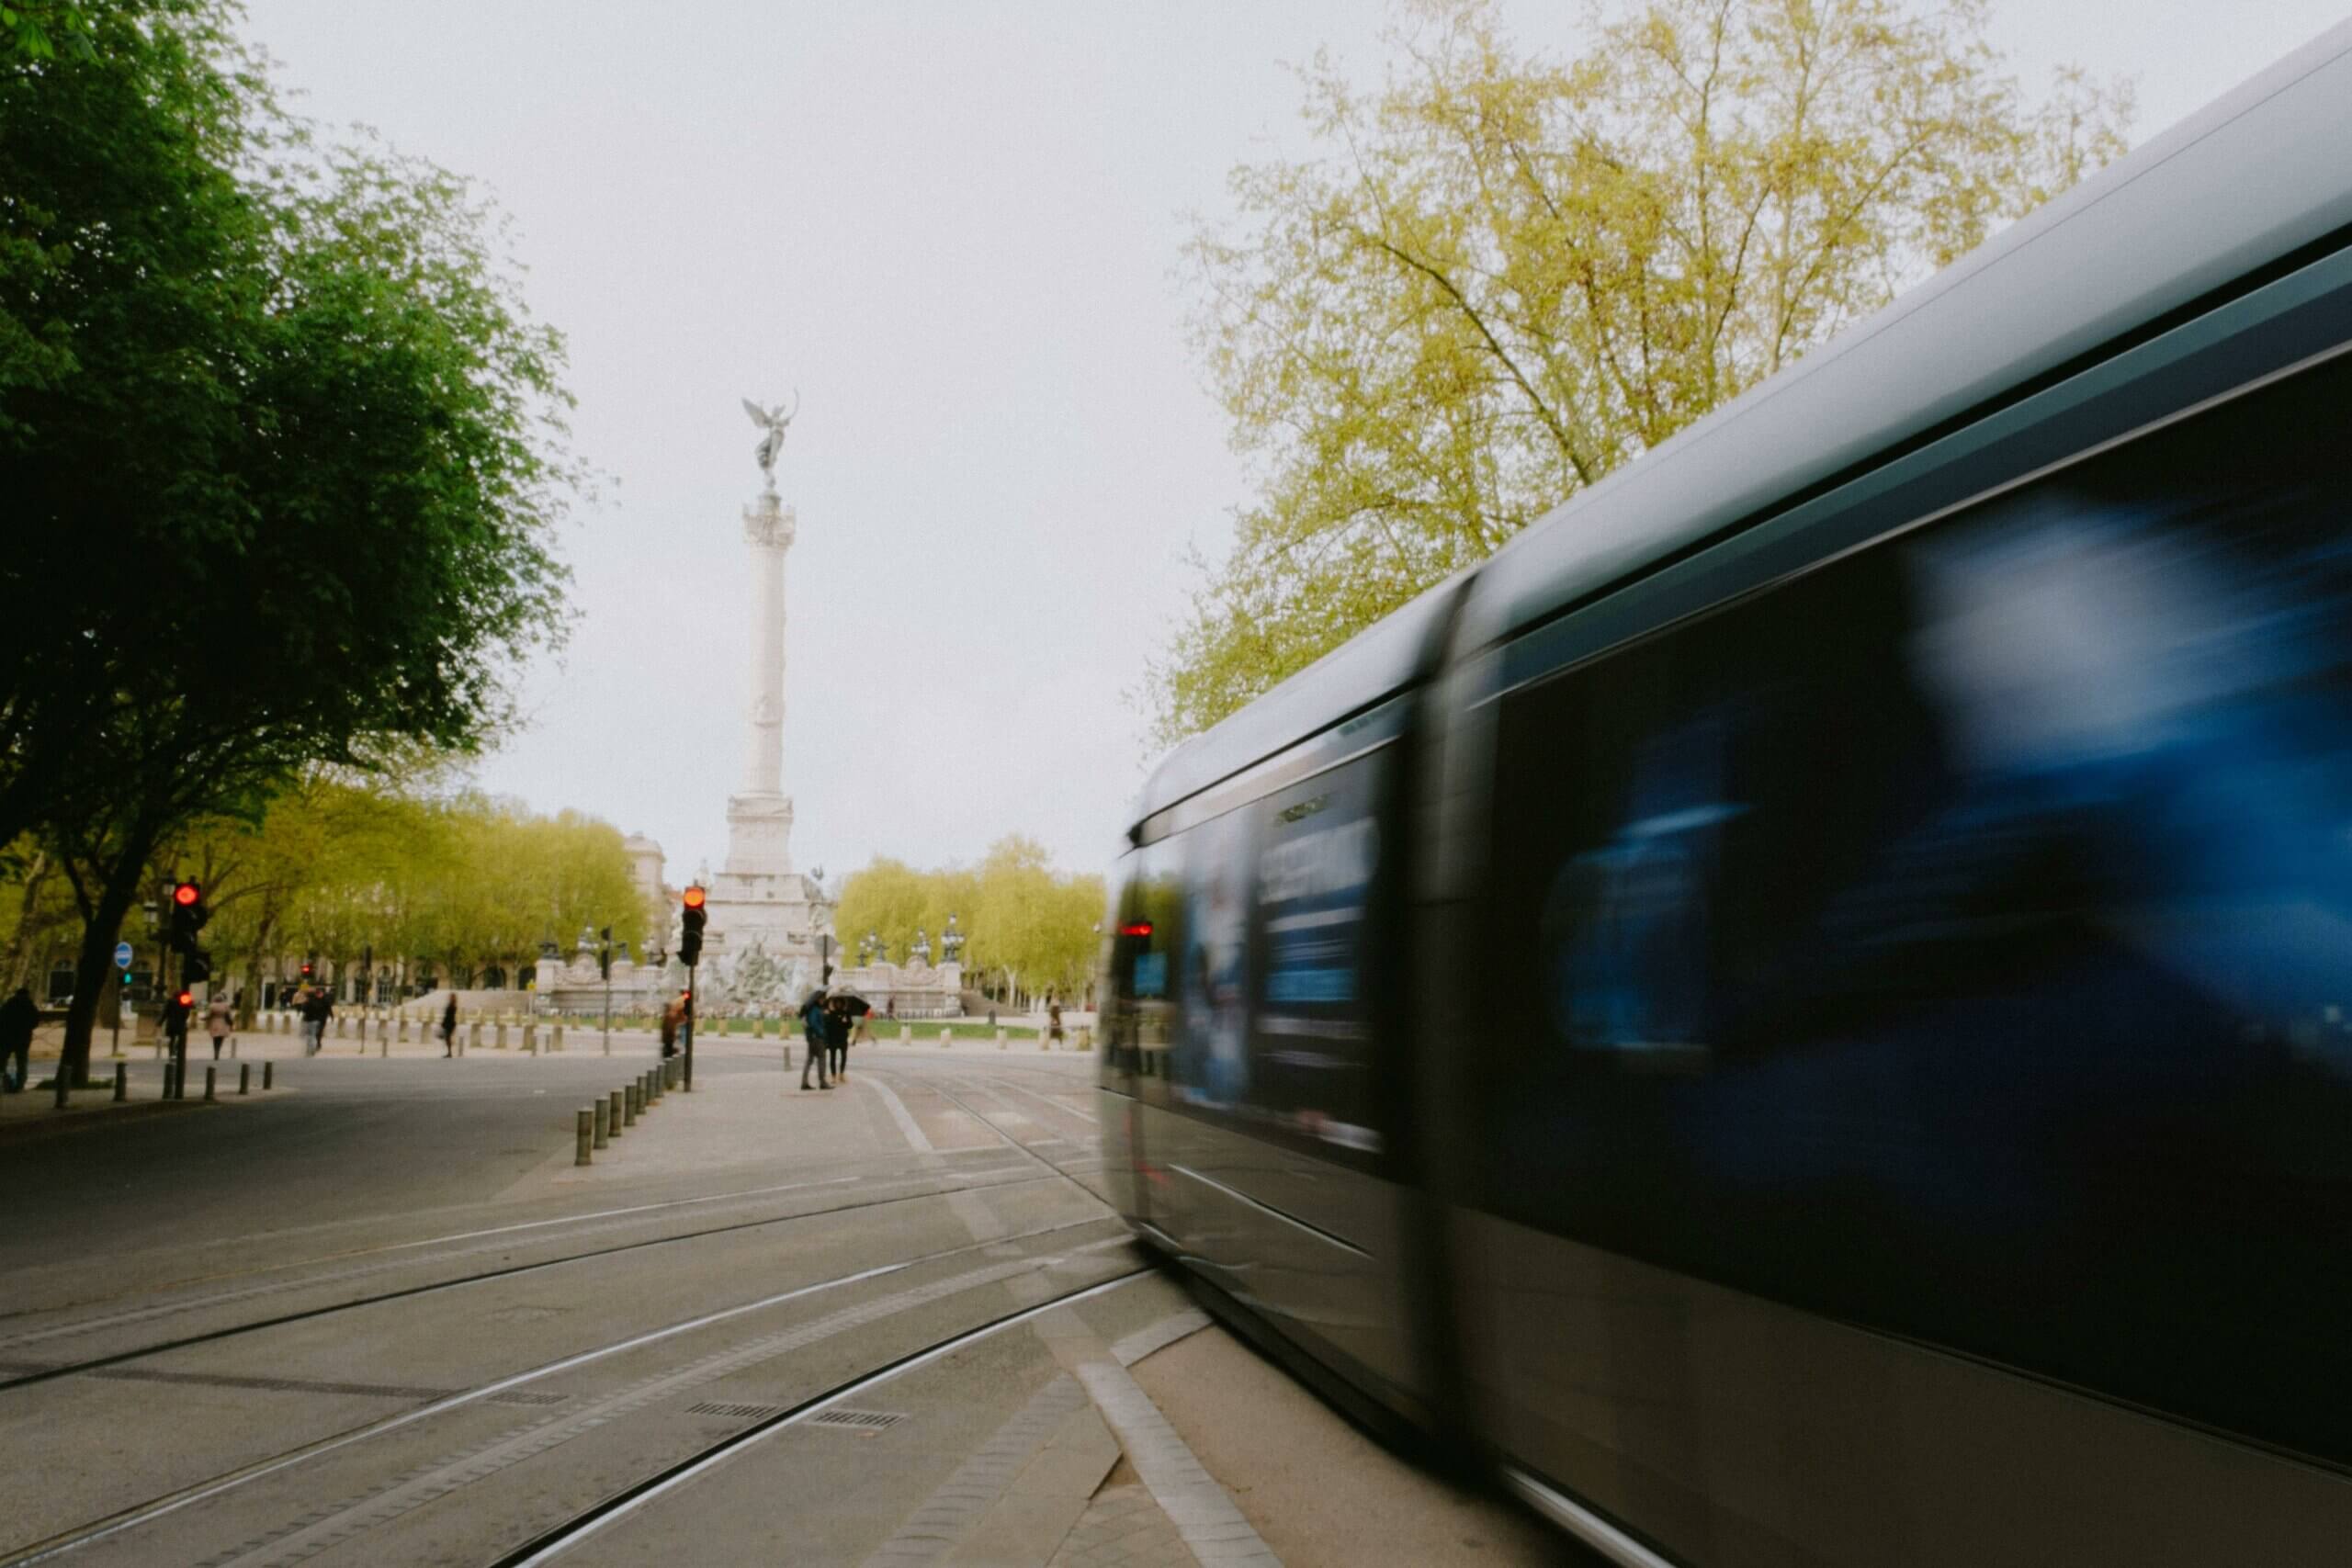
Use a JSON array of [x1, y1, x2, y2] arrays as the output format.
[[1435, 328, 2352, 1564]]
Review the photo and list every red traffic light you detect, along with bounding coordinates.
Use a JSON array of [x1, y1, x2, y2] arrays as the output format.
[[173, 881, 200, 906], [300, 962, 313, 976], [175, 989, 193, 1008], [682, 886, 707, 909], [1117, 921, 1153, 938]]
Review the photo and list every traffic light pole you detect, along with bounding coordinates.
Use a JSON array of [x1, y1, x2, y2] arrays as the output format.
[[602, 976, 611, 1056], [684, 961, 696, 1092]]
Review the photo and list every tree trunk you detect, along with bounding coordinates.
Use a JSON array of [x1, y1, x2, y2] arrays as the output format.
[[61, 851, 148, 1089], [1, 850, 51, 991]]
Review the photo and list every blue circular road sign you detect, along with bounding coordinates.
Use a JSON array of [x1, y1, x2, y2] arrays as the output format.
[[114, 942, 134, 970]]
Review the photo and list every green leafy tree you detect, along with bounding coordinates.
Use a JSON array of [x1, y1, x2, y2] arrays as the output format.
[[1, 3, 579, 1081], [1148, 0, 2132, 743], [833, 837, 1104, 1010]]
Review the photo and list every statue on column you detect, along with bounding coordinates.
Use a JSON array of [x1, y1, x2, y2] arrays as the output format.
[[741, 393, 799, 483]]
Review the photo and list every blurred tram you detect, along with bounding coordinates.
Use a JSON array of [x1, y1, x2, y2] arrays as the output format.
[[1094, 24, 2352, 1568]]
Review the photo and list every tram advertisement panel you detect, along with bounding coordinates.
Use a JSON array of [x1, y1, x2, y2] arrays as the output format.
[[1249, 757, 1384, 1162]]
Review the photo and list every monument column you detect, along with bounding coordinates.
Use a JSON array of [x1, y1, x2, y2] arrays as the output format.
[[741, 488, 792, 798], [705, 391, 828, 973], [725, 487, 797, 878]]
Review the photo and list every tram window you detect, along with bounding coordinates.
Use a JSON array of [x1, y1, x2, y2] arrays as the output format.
[[1478, 352, 2352, 1466]]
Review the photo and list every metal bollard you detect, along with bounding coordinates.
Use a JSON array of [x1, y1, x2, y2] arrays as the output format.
[[608, 1089, 625, 1137], [940, 1027, 952, 1049], [468, 1021, 481, 1055], [379, 1029, 389, 1058], [593, 1098, 609, 1149], [622, 1082, 638, 1125], [997, 1027, 1007, 1050], [494, 1022, 508, 1050], [114, 1066, 127, 1102], [635, 1069, 649, 1109], [900, 1023, 912, 1044], [552, 1024, 564, 1053], [525, 1023, 537, 1055], [576, 1107, 594, 1166], [262, 1060, 274, 1089], [204, 1066, 217, 1102], [670, 1057, 682, 1090], [239, 1062, 251, 1095], [160, 1063, 174, 1100], [1077, 1024, 1093, 1052]]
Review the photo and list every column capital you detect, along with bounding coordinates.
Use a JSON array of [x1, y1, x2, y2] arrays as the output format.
[[742, 492, 797, 549]]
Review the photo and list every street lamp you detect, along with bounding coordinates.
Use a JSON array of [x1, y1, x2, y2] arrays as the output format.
[[942, 913, 964, 966], [910, 927, 931, 965]]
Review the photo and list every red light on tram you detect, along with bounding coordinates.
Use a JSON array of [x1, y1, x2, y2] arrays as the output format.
[[1116, 921, 1153, 938]]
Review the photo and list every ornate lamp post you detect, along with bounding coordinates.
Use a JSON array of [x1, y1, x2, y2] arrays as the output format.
[[859, 931, 881, 967], [910, 927, 932, 965], [942, 914, 964, 967]]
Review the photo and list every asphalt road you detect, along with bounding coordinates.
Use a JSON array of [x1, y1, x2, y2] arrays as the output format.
[[0, 1042, 1567, 1567]]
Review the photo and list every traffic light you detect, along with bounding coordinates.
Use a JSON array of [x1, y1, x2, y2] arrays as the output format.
[[300, 960, 314, 978], [678, 886, 707, 967], [169, 880, 212, 986]]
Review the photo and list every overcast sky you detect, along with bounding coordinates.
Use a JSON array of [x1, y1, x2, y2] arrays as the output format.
[[240, 0, 2350, 889]]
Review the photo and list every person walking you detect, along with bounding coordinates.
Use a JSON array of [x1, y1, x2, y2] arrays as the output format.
[[798, 987, 830, 1090], [440, 993, 460, 1057], [0, 985, 36, 1094], [204, 992, 235, 1060], [1047, 997, 1065, 1050], [300, 986, 334, 1056], [660, 994, 684, 1059]]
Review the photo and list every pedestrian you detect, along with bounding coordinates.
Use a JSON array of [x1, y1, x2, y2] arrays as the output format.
[[440, 993, 459, 1057], [300, 985, 334, 1056], [0, 985, 35, 1095], [204, 992, 234, 1060], [798, 987, 830, 1090], [825, 996, 851, 1082], [1047, 998, 1065, 1049], [661, 994, 684, 1059]]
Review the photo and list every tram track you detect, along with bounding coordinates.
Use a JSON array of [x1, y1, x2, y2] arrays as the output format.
[[871, 1066, 1100, 1184], [492, 1269, 1148, 1567], [1, 1217, 1142, 1567], [0, 1157, 1052, 1393]]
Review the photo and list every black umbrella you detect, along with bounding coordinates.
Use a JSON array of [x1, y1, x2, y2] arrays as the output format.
[[829, 992, 872, 1017]]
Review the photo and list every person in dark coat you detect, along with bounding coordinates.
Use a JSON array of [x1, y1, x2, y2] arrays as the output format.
[[824, 997, 851, 1082], [440, 994, 460, 1057], [0, 986, 36, 1094], [299, 987, 334, 1056], [798, 987, 830, 1090]]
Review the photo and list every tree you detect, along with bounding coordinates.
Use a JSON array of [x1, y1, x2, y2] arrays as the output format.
[[1, 3, 578, 1083], [1147, 0, 2132, 743], [833, 837, 1104, 1010]]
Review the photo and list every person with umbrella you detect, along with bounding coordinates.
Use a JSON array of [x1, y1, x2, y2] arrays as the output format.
[[828, 992, 870, 1081]]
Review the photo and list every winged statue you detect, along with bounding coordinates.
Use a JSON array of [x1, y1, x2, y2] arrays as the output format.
[[742, 392, 799, 480]]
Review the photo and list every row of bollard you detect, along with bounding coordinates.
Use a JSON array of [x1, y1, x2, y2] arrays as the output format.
[[133, 1057, 275, 1107], [575, 1055, 684, 1167]]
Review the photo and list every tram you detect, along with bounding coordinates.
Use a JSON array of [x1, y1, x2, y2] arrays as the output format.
[[1097, 23, 2352, 1567]]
